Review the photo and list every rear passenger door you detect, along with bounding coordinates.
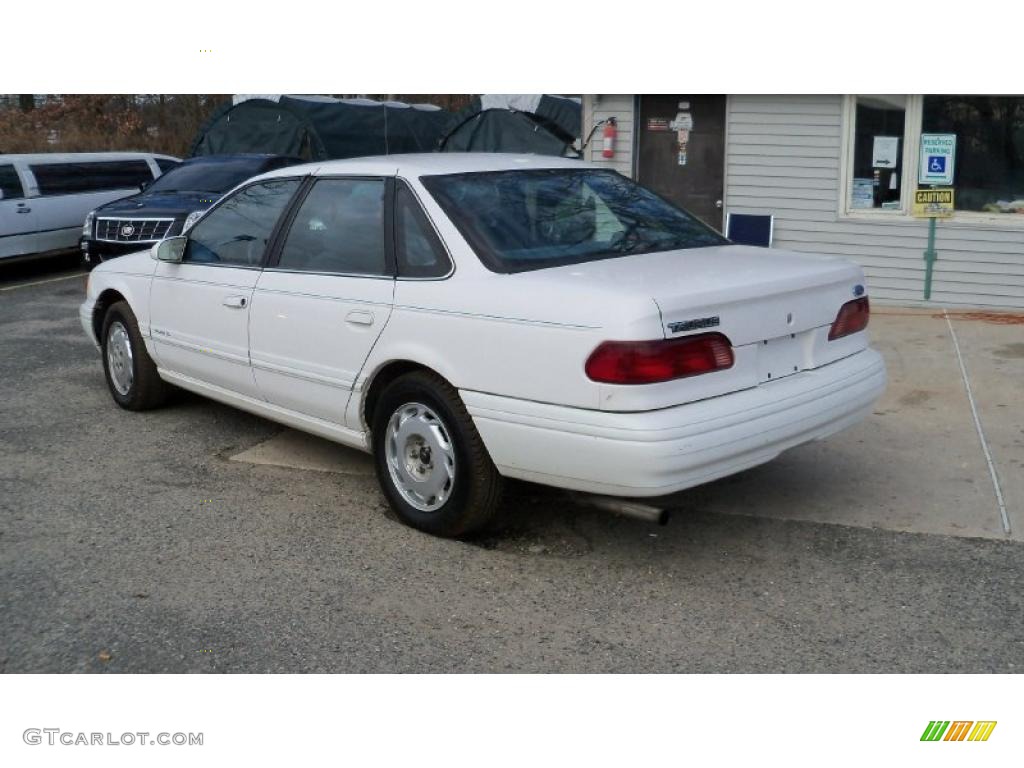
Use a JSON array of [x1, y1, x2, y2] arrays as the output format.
[[249, 176, 395, 426], [0, 164, 37, 259]]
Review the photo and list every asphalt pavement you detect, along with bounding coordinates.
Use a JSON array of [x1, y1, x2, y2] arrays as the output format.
[[1, 258, 1021, 672]]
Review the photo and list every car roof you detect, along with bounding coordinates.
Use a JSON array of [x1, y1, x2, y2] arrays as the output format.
[[258, 152, 587, 181], [0, 151, 179, 163]]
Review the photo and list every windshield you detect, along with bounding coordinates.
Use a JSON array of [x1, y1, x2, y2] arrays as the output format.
[[421, 168, 727, 273], [146, 158, 268, 195]]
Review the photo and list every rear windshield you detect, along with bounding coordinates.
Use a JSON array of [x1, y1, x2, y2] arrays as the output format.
[[421, 168, 727, 273], [146, 158, 270, 195]]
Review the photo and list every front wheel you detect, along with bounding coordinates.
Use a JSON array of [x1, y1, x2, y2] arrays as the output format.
[[371, 371, 503, 538], [101, 301, 169, 411]]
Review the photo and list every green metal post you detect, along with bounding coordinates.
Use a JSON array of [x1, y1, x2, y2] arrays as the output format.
[[923, 216, 938, 300]]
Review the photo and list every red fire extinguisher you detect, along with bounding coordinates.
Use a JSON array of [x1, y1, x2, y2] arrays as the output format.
[[602, 117, 617, 159]]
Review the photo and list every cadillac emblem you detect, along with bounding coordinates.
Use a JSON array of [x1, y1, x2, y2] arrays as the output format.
[[120, 224, 136, 238]]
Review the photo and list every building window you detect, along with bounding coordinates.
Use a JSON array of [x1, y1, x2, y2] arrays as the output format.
[[846, 95, 908, 212], [923, 96, 1024, 215]]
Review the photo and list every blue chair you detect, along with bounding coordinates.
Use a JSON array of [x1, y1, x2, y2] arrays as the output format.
[[726, 213, 774, 248]]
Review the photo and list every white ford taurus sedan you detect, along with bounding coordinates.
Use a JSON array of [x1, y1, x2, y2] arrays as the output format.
[[81, 153, 886, 537]]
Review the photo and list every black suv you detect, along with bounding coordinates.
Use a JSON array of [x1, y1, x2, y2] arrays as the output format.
[[80, 154, 303, 268]]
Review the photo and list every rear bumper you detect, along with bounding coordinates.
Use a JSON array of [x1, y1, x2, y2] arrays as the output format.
[[463, 348, 886, 497]]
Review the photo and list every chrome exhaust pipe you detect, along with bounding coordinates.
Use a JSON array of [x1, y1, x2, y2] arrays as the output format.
[[570, 493, 670, 525]]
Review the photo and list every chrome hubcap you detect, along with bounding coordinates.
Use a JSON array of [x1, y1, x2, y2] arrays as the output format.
[[385, 402, 456, 512], [106, 321, 134, 396]]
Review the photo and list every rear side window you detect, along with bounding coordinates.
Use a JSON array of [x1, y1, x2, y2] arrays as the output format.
[[186, 179, 300, 267], [0, 164, 24, 200], [277, 178, 386, 275], [155, 157, 180, 173], [396, 183, 451, 278], [31, 160, 154, 195]]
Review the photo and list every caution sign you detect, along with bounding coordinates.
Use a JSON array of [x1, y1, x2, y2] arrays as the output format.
[[912, 188, 955, 218]]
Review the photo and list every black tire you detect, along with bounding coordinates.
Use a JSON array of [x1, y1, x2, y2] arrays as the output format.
[[100, 300, 169, 411], [371, 370, 503, 538]]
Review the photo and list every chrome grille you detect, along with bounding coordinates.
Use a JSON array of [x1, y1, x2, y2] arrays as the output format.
[[95, 217, 175, 243]]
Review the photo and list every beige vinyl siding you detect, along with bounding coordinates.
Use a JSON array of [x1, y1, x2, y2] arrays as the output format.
[[581, 95, 634, 178], [725, 94, 1024, 309]]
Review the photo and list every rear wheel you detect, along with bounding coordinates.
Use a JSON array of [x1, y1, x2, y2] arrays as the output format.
[[101, 301, 169, 411], [371, 371, 503, 538]]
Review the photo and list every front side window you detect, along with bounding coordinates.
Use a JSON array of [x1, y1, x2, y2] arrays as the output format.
[[31, 160, 153, 195], [186, 179, 300, 267], [277, 178, 386, 275], [923, 96, 1024, 215], [0, 164, 24, 200], [421, 168, 726, 273], [846, 95, 907, 212]]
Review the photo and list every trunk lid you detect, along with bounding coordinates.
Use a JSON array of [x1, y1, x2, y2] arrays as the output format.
[[540, 244, 870, 411]]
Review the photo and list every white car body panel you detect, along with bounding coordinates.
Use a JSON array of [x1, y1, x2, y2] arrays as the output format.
[[82, 153, 886, 499], [250, 270, 394, 425], [149, 262, 262, 398]]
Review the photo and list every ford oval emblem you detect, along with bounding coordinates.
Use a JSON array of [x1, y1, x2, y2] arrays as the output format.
[[121, 224, 135, 238], [853, 284, 865, 297]]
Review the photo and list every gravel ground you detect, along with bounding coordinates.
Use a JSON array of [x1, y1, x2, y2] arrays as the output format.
[[1, 261, 1022, 673]]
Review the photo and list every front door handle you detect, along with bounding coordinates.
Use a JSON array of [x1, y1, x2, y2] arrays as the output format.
[[223, 295, 248, 309], [16, 206, 31, 214], [345, 309, 374, 326]]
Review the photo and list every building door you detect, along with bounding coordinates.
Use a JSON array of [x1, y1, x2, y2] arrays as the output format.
[[637, 95, 726, 229]]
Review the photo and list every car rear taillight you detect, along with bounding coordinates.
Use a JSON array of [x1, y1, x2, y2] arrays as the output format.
[[828, 297, 870, 340], [585, 333, 734, 385]]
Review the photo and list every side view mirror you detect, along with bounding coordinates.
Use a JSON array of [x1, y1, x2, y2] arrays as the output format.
[[152, 236, 187, 263], [139, 180, 149, 193]]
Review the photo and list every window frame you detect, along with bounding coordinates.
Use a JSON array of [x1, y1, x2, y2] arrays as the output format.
[[839, 94, 1024, 228], [394, 178, 455, 281], [838, 94, 920, 219], [264, 175, 397, 280], [181, 175, 306, 271], [0, 163, 26, 201]]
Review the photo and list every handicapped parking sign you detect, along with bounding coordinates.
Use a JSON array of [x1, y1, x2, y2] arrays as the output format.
[[919, 134, 956, 185]]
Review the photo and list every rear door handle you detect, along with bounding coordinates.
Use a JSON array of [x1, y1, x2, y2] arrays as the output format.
[[223, 295, 248, 309], [16, 207, 31, 214], [346, 309, 374, 326]]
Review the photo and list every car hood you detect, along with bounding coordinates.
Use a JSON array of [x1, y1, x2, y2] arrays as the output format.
[[96, 191, 221, 218]]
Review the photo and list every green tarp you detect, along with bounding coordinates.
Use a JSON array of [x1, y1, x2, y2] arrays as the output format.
[[190, 96, 451, 160]]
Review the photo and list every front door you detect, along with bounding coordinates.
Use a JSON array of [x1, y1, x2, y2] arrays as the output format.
[[249, 177, 394, 426], [148, 177, 302, 397], [637, 95, 726, 229]]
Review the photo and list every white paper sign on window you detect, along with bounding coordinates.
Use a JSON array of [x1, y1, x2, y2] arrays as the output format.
[[872, 136, 899, 169]]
